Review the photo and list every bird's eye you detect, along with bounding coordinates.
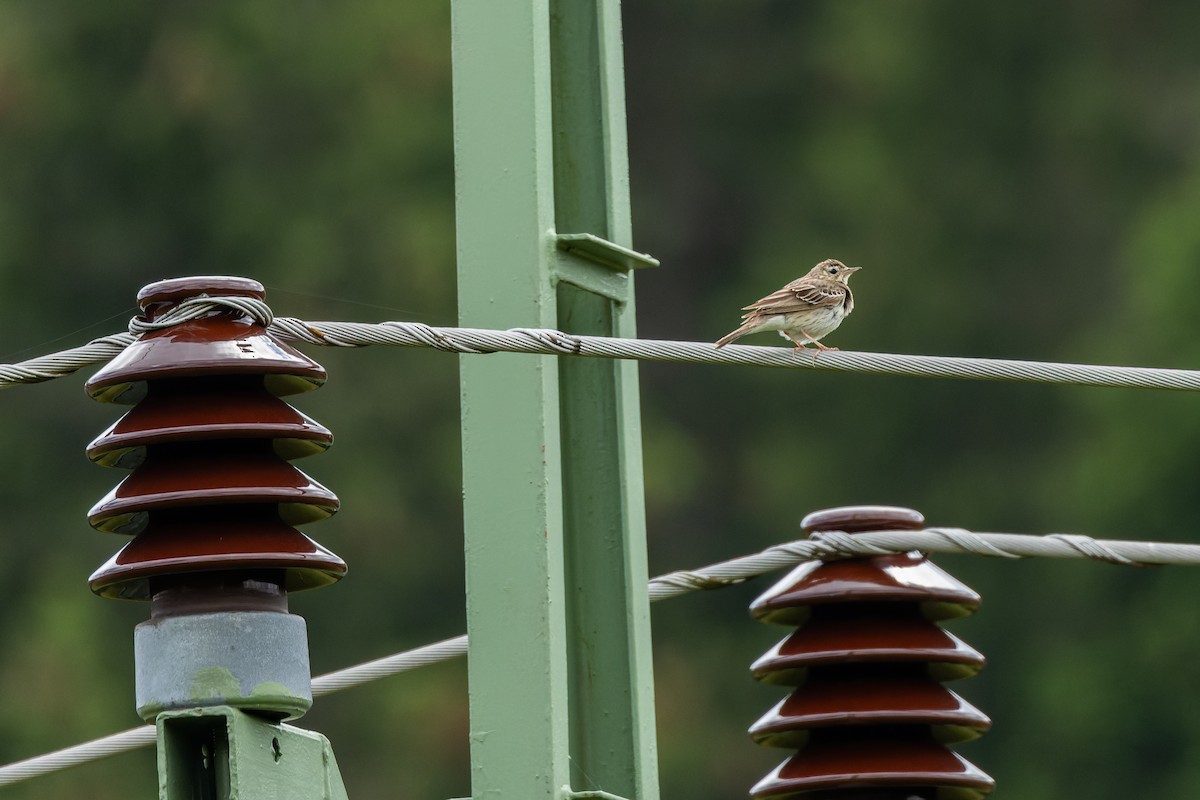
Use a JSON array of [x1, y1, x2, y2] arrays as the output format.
[[827, 266, 838, 274]]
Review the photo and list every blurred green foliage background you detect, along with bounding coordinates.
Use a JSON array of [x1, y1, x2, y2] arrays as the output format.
[[2, 1, 1200, 798]]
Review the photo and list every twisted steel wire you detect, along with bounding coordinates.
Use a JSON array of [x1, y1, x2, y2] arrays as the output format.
[[4, 526, 1199, 785], [0, 333, 135, 387], [643, 527, 1193, 599], [273, 319, 1200, 391], [2, 296, 1200, 390]]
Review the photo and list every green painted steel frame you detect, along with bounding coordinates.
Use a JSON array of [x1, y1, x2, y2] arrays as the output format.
[[157, 706, 348, 800], [452, 0, 660, 798]]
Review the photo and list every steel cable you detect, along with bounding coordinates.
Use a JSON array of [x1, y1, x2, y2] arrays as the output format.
[[4, 526, 1199, 785], [2, 297, 1200, 391]]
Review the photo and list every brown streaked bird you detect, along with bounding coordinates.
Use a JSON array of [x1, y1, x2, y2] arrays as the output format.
[[714, 259, 861, 350]]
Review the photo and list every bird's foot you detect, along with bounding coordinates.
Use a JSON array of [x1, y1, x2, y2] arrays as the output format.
[[789, 345, 821, 366]]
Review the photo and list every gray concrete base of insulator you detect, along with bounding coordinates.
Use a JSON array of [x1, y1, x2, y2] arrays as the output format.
[[134, 610, 312, 722]]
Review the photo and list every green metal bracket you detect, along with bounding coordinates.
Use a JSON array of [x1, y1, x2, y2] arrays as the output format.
[[554, 233, 658, 303], [157, 706, 348, 800], [556, 233, 659, 271], [562, 788, 633, 800], [453, 0, 660, 797]]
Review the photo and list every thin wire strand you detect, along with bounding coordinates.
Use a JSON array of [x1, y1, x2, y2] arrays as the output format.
[[3, 296, 1200, 391], [0, 306, 134, 364], [5, 526, 1200, 786]]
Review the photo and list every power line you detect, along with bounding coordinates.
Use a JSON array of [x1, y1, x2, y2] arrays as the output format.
[[3, 525, 1196, 787], [2, 296, 1199, 392]]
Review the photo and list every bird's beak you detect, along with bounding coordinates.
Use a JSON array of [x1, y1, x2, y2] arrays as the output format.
[[846, 266, 862, 273]]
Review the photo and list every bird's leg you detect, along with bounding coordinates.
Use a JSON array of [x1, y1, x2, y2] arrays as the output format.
[[783, 332, 814, 361], [784, 331, 821, 366], [782, 333, 811, 364], [800, 330, 838, 352], [783, 332, 812, 350]]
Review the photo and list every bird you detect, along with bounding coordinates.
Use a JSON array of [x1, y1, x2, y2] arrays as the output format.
[[714, 259, 861, 351]]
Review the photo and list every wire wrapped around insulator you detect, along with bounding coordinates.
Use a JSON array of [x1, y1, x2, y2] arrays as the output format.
[[748, 506, 994, 800], [84, 276, 346, 600]]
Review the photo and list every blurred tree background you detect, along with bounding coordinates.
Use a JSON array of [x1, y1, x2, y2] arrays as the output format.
[[2, 0, 1200, 798]]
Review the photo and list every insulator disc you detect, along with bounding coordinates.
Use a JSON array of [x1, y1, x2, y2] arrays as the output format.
[[86, 318, 326, 404], [749, 668, 991, 748], [751, 604, 984, 685], [751, 553, 981, 627], [87, 378, 332, 468], [89, 510, 347, 600], [750, 730, 994, 800], [88, 444, 338, 534], [801, 505, 926, 534], [137, 276, 265, 310]]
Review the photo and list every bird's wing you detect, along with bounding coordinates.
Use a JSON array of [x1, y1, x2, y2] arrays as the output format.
[[742, 281, 846, 316]]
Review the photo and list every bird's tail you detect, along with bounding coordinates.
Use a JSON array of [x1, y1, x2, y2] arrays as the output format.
[[715, 322, 755, 348]]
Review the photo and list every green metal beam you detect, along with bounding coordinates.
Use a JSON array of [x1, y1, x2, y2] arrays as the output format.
[[452, 0, 659, 797], [549, 0, 658, 794], [452, 0, 569, 797], [157, 706, 348, 800]]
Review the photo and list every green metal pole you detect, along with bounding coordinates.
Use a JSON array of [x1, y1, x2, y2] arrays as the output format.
[[452, 0, 659, 797], [452, 0, 569, 796], [550, 0, 659, 796]]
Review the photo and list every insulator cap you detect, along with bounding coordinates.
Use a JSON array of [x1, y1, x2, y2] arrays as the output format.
[[86, 276, 324, 404], [754, 506, 978, 625], [136, 276, 265, 312], [751, 553, 981, 627], [801, 505, 926, 534]]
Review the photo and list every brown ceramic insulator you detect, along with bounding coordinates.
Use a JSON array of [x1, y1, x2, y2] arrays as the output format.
[[88, 442, 338, 534], [751, 604, 985, 686], [800, 505, 926, 535], [748, 506, 993, 799], [89, 508, 346, 600], [87, 377, 332, 469], [86, 277, 345, 602], [85, 277, 325, 404], [749, 665, 990, 748], [752, 553, 981, 627], [751, 728, 994, 800], [137, 276, 266, 315]]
